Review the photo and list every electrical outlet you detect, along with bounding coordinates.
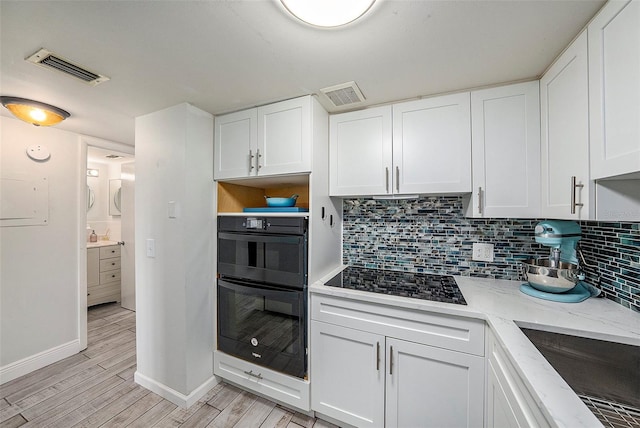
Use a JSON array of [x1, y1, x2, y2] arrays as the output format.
[[472, 243, 494, 262]]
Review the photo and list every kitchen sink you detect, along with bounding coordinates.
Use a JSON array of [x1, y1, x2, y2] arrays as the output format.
[[520, 327, 640, 427]]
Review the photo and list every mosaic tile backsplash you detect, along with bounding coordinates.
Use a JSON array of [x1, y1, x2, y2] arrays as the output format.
[[342, 196, 640, 312]]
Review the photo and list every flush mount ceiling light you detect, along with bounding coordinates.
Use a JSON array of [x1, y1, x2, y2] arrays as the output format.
[[280, 0, 376, 27], [0, 96, 70, 127]]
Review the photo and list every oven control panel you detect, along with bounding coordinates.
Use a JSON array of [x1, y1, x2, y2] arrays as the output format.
[[245, 218, 265, 229]]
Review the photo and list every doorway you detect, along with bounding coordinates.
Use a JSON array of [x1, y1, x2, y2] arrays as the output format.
[[80, 137, 135, 350]]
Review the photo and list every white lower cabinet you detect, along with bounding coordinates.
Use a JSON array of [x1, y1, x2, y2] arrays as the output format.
[[486, 330, 550, 428], [310, 294, 485, 428], [214, 350, 310, 411], [311, 322, 385, 427]]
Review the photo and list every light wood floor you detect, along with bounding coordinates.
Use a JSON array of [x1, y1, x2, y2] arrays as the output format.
[[0, 303, 338, 428]]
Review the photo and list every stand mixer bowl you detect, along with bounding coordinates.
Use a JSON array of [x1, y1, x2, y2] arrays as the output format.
[[523, 258, 580, 293]]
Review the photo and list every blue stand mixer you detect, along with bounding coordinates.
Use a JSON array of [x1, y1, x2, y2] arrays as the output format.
[[520, 220, 599, 303]]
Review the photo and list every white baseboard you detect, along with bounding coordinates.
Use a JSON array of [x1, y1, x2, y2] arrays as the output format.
[[134, 371, 219, 408], [0, 339, 82, 385]]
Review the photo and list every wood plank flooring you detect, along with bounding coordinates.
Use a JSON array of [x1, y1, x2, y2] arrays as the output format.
[[0, 303, 338, 428]]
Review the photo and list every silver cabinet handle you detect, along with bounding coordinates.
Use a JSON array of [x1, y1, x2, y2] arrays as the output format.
[[395, 166, 400, 192], [256, 149, 262, 171], [243, 370, 263, 380], [389, 345, 394, 375], [249, 150, 255, 172], [571, 176, 584, 214], [376, 342, 380, 371], [478, 187, 483, 214], [385, 167, 390, 193]]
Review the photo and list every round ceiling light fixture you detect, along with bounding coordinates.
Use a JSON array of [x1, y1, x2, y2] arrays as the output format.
[[0, 96, 70, 127], [280, 0, 376, 28]]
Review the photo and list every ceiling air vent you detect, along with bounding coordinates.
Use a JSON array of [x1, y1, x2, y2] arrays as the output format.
[[26, 48, 110, 86], [319, 81, 365, 108]]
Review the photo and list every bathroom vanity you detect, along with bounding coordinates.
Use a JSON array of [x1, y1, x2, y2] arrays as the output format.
[[87, 242, 121, 306]]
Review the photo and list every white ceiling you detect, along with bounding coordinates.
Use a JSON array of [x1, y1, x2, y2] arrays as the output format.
[[1, 0, 605, 146]]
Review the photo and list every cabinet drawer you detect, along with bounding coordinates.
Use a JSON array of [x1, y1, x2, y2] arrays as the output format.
[[100, 245, 120, 259], [100, 270, 121, 284], [214, 350, 310, 411], [312, 294, 485, 356], [100, 257, 121, 272], [88, 283, 120, 306]]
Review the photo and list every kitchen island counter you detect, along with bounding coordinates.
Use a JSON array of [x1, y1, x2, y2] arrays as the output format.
[[310, 266, 639, 427]]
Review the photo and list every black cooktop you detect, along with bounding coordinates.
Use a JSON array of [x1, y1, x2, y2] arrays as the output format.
[[325, 266, 467, 305]]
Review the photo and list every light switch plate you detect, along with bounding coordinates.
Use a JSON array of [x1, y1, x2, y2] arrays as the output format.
[[146, 239, 155, 258], [472, 243, 494, 262]]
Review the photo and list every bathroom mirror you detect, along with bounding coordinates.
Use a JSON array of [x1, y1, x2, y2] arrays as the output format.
[[87, 185, 95, 212], [109, 179, 122, 216]]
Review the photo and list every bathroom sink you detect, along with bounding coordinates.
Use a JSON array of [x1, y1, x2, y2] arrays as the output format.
[[520, 327, 640, 426]]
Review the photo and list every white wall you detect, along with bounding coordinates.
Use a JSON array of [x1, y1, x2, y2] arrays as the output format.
[[0, 116, 82, 381], [134, 103, 215, 407]]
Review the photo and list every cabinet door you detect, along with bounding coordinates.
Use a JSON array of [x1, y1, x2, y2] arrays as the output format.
[[393, 93, 472, 194], [87, 248, 99, 287], [385, 338, 484, 428], [330, 106, 393, 196], [310, 321, 385, 428], [541, 32, 593, 220], [487, 360, 524, 428], [589, 0, 640, 179], [257, 96, 311, 176], [470, 81, 540, 218], [214, 108, 257, 180]]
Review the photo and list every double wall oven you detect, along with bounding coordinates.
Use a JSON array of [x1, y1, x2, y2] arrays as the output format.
[[217, 216, 308, 378]]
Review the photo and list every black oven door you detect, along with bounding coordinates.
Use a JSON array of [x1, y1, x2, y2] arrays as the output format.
[[217, 278, 306, 378], [218, 232, 307, 287]]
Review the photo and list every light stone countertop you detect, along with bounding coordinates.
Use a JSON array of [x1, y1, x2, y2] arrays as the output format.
[[87, 240, 120, 248], [310, 265, 640, 428]]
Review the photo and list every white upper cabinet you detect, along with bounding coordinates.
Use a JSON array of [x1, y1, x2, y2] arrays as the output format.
[[214, 96, 312, 180], [588, 0, 640, 179], [393, 92, 472, 194], [329, 106, 392, 196], [257, 96, 311, 176], [468, 81, 540, 218], [214, 109, 257, 180], [541, 31, 594, 220], [329, 92, 471, 196]]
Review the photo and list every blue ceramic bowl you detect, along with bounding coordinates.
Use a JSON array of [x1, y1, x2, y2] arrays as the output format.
[[265, 194, 298, 207]]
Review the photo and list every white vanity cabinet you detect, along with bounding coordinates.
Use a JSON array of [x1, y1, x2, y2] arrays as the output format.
[[329, 92, 471, 196], [214, 96, 313, 180], [467, 81, 540, 218], [588, 0, 640, 180], [540, 31, 593, 220], [310, 293, 485, 428], [486, 329, 550, 428], [87, 244, 121, 306]]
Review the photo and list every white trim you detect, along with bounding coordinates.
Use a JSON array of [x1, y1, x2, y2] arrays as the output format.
[[134, 371, 219, 408], [78, 139, 88, 350], [0, 339, 82, 385]]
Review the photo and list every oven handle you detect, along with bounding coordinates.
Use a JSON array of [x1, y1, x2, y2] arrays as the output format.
[[218, 232, 303, 245], [218, 278, 304, 296]]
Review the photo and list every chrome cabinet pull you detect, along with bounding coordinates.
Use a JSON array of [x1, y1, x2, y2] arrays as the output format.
[[249, 150, 255, 172], [243, 370, 263, 380], [478, 187, 483, 214], [385, 167, 390, 193], [389, 345, 394, 375], [376, 342, 380, 371], [395, 166, 400, 192], [256, 149, 262, 171], [571, 176, 584, 214]]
